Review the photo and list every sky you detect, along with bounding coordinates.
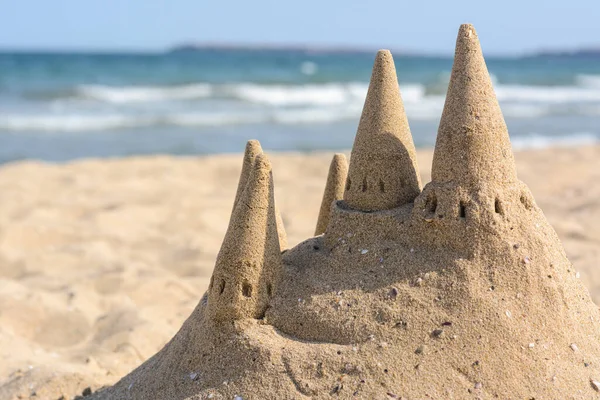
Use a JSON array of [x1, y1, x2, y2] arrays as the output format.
[[1, 0, 598, 54]]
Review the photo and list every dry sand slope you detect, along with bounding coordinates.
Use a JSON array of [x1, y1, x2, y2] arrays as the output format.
[[0, 145, 598, 399]]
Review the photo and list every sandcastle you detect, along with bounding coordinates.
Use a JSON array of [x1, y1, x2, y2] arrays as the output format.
[[91, 24, 600, 399]]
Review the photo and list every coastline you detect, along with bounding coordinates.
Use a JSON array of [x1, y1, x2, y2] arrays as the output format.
[[0, 144, 599, 398]]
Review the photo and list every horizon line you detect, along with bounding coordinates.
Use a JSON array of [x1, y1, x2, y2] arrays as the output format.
[[0, 41, 598, 58]]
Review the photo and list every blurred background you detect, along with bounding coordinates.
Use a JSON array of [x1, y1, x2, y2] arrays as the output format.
[[0, 0, 599, 162]]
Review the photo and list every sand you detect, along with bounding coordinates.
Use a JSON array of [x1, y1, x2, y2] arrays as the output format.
[[0, 146, 598, 399], [89, 24, 600, 399], [315, 154, 348, 236], [2, 24, 600, 399]]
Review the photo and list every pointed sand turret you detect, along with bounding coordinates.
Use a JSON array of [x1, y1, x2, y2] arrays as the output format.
[[233, 140, 287, 249], [344, 50, 421, 211], [233, 140, 263, 210], [315, 153, 348, 235], [431, 24, 517, 185], [207, 153, 282, 322]]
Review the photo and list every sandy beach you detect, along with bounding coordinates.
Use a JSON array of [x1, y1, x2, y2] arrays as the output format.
[[0, 145, 599, 399]]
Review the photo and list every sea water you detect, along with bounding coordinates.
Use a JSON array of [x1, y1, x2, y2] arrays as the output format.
[[0, 48, 599, 162]]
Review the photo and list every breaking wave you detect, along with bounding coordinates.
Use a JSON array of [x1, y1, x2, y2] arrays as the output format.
[[26, 80, 600, 108], [511, 132, 599, 150], [0, 108, 365, 132], [9, 78, 600, 133], [76, 84, 213, 103]]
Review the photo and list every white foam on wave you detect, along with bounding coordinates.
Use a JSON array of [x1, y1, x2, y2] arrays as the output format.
[[166, 106, 368, 126], [227, 83, 368, 106], [271, 105, 363, 124], [77, 84, 213, 103], [0, 106, 365, 132], [0, 114, 150, 132], [495, 84, 600, 103], [499, 104, 551, 118], [170, 107, 364, 126], [66, 80, 600, 114], [10, 79, 600, 132], [511, 132, 599, 150], [399, 84, 427, 103], [71, 82, 430, 108], [2, 113, 599, 154], [576, 74, 600, 88], [225, 82, 427, 107], [0, 113, 254, 132], [403, 95, 445, 120], [169, 112, 265, 126], [3, 102, 596, 134], [33, 78, 600, 118]]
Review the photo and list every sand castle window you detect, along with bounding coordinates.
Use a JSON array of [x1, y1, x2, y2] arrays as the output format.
[[494, 198, 504, 215], [266, 283, 272, 297], [379, 180, 385, 193], [426, 193, 438, 214], [218, 280, 226, 295], [242, 281, 253, 297], [459, 202, 466, 219], [520, 193, 532, 210], [362, 177, 368, 192], [346, 179, 351, 191]]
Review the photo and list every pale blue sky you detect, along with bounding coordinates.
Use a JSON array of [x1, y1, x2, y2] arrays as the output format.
[[1, 0, 597, 54]]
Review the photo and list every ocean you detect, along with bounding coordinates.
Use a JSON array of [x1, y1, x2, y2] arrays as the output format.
[[1, 48, 599, 163]]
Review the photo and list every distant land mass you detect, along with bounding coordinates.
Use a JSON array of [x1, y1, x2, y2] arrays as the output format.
[[167, 43, 409, 55], [168, 43, 600, 58]]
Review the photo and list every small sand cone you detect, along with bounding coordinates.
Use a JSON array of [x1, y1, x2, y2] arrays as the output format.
[[431, 24, 517, 185], [344, 50, 421, 211], [233, 140, 287, 249], [232, 140, 263, 210], [315, 154, 348, 235], [207, 153, 282, 322]]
